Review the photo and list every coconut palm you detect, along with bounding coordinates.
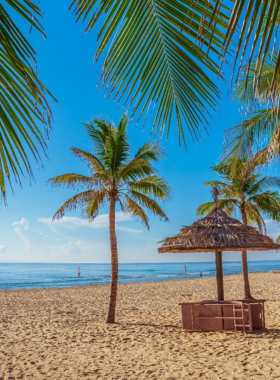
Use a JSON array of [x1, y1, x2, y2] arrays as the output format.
[[197, 158, 280, 299], [48, 113, 171, 323], [69, 0, 280, 144], [0, 1, 53, 202]]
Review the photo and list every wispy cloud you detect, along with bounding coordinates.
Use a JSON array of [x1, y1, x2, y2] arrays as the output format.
[[38, 212, 142, 233]]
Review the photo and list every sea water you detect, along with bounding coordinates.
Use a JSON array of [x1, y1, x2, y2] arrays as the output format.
[[0, 261, 280, 290]]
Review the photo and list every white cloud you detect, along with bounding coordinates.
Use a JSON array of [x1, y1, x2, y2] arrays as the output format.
[[54, 239, 82, 254], [38, 212, 142, 233], [12, 218, 29, 230], [10, 217, 112, 262], [12, 218, 48, 257]]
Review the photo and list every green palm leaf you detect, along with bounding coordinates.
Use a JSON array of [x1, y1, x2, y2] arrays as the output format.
[[52, 190, 98, 220], [197, 198, 237, 217], [70, 0, 280, 129], [220, 0, 280, 97], [70, 0, 229, 147], [83, 189, 108, 219], [123, 194, 150, 230], [117, 158, 154, 182], [128, 189, 169, 222], [225, 108, 280, 161], [128, 175, 171, 199], [233, 53, 279, 107], [47, 173, 96, 189], [0, 1, 54, 201]]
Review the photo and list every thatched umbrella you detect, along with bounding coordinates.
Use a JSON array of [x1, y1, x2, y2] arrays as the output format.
[[158, 188, 280, 301]]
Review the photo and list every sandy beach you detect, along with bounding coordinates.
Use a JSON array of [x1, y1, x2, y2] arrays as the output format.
[[0, 272, 280, 379]]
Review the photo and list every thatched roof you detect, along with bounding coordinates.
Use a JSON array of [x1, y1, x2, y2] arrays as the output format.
[[158, 207, 280, 253]]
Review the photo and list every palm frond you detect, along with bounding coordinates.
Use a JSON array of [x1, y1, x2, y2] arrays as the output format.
[[203, 180, 228, 189], [246, 202, 266, 234], [52, 190, 97, 220], [247, 175, 280, 196], [106, 114, 130, 175], [134, 142, 165, 163], [233, 53, 279, 107], [128, 175, 171, 200], [47, 173, 96, 189], [197, 198, 237, 217], [83, 118, 113, 159], [71, 147, 108, 181], [117, 158, 154, 182], [83, 189, 108, 219], [225, 108, 280, 161], [124, 194, 149, 230], [250, 191, 280, 222], [86, 114, 130, 172], [197, 201, 215, 217], [70, 0, 229, 147], [221, 0, 280, 97], [0, 1, 54, 201], [128, 189, 169, 222]]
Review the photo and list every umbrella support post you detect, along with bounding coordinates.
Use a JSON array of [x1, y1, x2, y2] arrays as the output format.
[[215, 250, 224, 301]]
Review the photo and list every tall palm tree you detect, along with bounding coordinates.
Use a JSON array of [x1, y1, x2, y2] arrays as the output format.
[[69, 0, 280, 144], [197, 158, 280, 299], [48, 113, 171, 323], [1, 1, 53, 202]]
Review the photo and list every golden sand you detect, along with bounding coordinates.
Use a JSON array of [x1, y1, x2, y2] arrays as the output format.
[[0, 272, 280, 379]]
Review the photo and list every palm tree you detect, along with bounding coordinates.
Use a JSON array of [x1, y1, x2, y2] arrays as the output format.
[[69, 0, 280, 144], [48, 113, 171, 323], [1, 1, 53, 202], [197, 158, 280, 299]]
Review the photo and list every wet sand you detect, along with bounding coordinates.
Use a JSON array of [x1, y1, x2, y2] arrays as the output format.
[[0, 272, 280, 379]]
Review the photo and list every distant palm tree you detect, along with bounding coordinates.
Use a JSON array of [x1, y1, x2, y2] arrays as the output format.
[[1, 1, 53, 202], [48, 113, 171, 323], [197, 158, 280, 299]]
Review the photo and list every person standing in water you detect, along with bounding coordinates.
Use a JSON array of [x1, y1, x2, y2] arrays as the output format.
[[184, 264, 187, 277], [200, 271, 202, 278], [78, 266, 81, 277]]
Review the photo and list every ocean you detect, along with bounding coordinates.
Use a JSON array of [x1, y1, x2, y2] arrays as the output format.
[[0, 261, 280, 290]]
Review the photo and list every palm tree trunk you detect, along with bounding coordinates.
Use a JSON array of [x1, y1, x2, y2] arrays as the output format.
[[241, 207, 252, 299], [215, 250, 224, 301], [105, 197, 118, 324], [241, 249, 251, 299]]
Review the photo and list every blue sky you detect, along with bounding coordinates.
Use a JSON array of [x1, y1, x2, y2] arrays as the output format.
[[1, 2, 280, 263]]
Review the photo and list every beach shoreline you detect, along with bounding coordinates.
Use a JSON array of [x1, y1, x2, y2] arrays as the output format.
[[0, 269, 278, 292], [1, 272, 280, 379]]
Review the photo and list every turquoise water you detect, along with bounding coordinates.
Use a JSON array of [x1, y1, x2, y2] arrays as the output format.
[[0, 261, 280, 290]]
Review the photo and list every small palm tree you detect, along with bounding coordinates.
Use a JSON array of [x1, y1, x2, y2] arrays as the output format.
[[48, 113, 171, 323], [197, 158, 280, 299]]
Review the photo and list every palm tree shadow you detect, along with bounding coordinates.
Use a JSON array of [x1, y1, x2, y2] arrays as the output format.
[[125, 322, 179, 328], [247, 328, 280, 339]]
